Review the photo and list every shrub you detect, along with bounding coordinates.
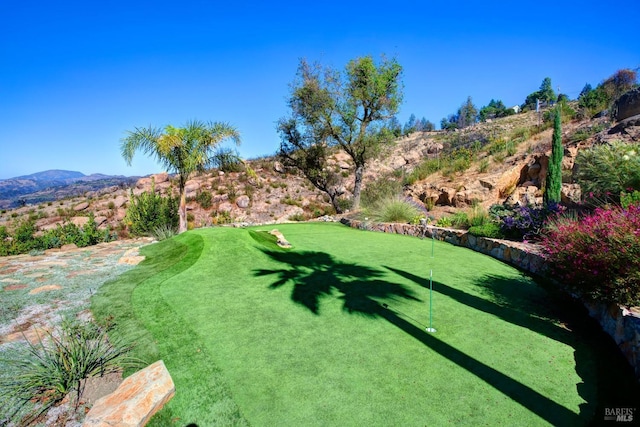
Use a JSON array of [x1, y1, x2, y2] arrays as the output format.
[[288, 212, 307, 222], [195, 190, 213, 209], [0, 320, 140, 424], [489, 202, 564, 241], [152, 224, 178, 241], [541, 204, 640, 306], [435, 216, 452, 227], [478, 158, 490, 173], [361, 177, 403, 208], [211, 210, 233, 225], [468, 222, 504, 238], [621, 190, 640, 209], [369, 196, 421, 223], [575, 141, 640, 204], [125, 186, 179, 236], [403, 158, 441, 185], [450, 212, 469, 229], [210, 147, 244, 172]]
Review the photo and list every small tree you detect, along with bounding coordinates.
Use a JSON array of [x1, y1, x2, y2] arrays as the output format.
[[278, 56, 403, 210], [544, 105, 563, 204], [121, 120, 240, 233]]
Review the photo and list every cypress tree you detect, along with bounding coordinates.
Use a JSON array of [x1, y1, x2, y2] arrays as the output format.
[[545, 105, 563, 204]]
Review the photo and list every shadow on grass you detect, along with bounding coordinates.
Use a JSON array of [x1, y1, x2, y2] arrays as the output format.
[[384, 267, 640, 425], [255, 248, 584, 425]]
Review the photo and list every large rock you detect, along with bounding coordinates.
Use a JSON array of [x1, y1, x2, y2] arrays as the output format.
[[615, 88, 640, 121], [83, 360, 174, 427], [152, 172, 169, 184], [135, 177, 152, 189], [74, 202, 90, 212], [236, 195, 250, 208], [113, 196, 127, 209]]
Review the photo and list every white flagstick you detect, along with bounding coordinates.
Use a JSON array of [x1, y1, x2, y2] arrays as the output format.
[[426, 269, 436, 333]]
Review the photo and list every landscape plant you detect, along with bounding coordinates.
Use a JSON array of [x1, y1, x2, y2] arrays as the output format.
[[574, 140, 640, 205], [0, 319, 139, 425], [0, 215, 112, 256], [277, 55, 403, 211], [121, 119, 241, 233], [489, 202, 564, 241], [366, 195, 422, 223], [541, 203, 640, 306], [544, 105, 563, 204], [125, 185, 179, 236]]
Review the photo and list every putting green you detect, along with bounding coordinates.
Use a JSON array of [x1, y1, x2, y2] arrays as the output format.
[[93, 222, 638, 426]]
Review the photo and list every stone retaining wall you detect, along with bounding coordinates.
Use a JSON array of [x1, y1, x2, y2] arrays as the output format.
[[340, 218, 640, 380]]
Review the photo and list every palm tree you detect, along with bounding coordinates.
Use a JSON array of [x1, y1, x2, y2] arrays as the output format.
[[121, 120, 241, 233]]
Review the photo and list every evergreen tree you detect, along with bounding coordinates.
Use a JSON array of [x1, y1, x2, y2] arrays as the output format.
[[544, 105, 563, 204]]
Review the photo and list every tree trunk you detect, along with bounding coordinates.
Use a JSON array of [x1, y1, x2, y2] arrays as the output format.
[[178, 189, 187, 233], [351, 164, 365, 210], [328, 187, 343, 214]]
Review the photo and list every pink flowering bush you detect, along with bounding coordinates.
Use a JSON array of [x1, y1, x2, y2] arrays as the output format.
[[540, 204, 640, 306]]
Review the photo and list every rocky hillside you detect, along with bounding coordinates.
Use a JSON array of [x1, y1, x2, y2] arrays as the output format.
[[0, 98, 639, 237]]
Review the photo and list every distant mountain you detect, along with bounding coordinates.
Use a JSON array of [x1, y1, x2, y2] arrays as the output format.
[[10, 169, 86, 183], [0, 169, 139, 208]]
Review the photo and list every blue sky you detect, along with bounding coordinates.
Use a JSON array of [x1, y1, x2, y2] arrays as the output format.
[[1, 1, 638, 179]]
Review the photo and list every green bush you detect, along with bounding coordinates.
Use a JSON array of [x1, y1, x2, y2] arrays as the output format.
[[195, 190, 213, 209], [361, 177, 403, 208], [125, 186, 179, 236], [210, 147, 244, 172], [621, 190, 640, 209], [404, 158, 441, 185], [575, 140, 640, 204], [435, 216, 452, 227], [468, 222, 504, 238]]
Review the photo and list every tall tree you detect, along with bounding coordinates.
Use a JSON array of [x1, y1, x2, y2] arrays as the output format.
[[538, 77, 556, 104], [278, 56, 403, 210], [544, 105, 563, 205], [121, 120, 241, 233], [457, 96, 478, 129], [403, 114, 417, 135]]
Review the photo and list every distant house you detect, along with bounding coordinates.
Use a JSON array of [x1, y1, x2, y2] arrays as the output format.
[[511, 105, 521, 114]]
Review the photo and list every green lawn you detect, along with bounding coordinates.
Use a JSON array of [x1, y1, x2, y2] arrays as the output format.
[[92, 222, 639, 426]]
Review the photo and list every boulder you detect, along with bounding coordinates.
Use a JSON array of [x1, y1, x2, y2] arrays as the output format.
[[82, 360, 174, 427], [273, 161, 285, 173], [615, 88, 640, 121], [74, 202, 90, 212], [496, 165, 524, 197], [236, 195, 250, 209], [113, 196, 127, 209], [152, 172, 169, 184], [269, 229, 292, 248], [135, 177, 152, 189]]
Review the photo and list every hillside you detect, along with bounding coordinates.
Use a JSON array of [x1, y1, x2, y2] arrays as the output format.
[[0, 170, 138, 209], [0, 104, 638, 237]]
